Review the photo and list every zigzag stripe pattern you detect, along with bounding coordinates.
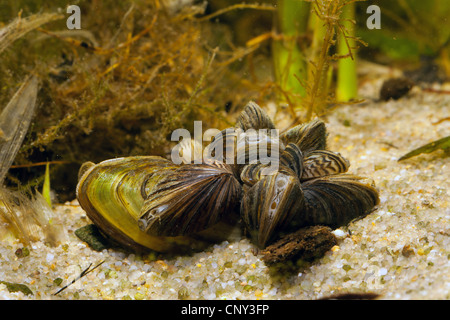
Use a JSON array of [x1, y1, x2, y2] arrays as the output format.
[[302, 150, 350, 181]]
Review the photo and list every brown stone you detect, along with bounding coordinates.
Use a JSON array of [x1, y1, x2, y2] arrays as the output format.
[[261, 226, 337, 264], [379, 77, 414, 101]]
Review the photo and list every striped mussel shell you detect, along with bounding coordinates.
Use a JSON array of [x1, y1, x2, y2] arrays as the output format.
[[235, 101, 276, 132], [290, 174, 380, 230], [277, 142, 379, 231], [76, 101, 380, 253], [206, 127, 283, 178], [240, 143, 302, 186], [278, 143, 378, 231], [240, 166, 304, 248], [138, 160, 241, 237], [240, 143, 379, 246], [206, 101, 283, 177], [301, 150, 350, 181], [236, 104, 379, 247], [280, 118, 327, 153], [76, 156, 241, 252]]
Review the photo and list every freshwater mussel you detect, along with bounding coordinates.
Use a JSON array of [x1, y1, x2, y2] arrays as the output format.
[[76, 101, 379, 253]]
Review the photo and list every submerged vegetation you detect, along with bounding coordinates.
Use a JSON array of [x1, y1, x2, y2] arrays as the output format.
[[272, 0, 365, 121], [1, 1, 273, 200]]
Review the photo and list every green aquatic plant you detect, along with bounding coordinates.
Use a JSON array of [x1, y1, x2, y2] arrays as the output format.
[[1, 2, 266, 199], [42, 162, 52, 206], [303, 0, 365, 120], [0, 75, 38, 183], [336, 1, 358, 102], [0, 280, 33, 296], [398, 135, 450, 161], [0, 74, 67, 246], [272, 0, 309, 101], [272, 0, 366, 121]]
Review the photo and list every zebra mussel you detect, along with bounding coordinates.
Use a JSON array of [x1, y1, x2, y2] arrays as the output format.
[[76, 101, 379, 253]]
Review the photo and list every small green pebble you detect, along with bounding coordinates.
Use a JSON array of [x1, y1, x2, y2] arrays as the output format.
[[53, 278, 63, 286], [178, 286, 189, 300], [215, 289, 225, 297], [105, 269, 118, 279], [145, 251, 158, 261], [295, 259, 308, 268], [134, 292, 145, 300], [243, 285, 253, 292], [343, 264, 352, 272], [236, 265, 247, 275]]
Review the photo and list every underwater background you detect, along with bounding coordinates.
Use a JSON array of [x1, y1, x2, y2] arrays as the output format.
[[0, 0, 448, 300]]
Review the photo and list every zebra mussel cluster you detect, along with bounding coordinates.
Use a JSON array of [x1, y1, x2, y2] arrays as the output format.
[[76, 101, 379, 253]]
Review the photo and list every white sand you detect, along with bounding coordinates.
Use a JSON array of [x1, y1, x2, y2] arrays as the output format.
[[0, 82, 449, 300]]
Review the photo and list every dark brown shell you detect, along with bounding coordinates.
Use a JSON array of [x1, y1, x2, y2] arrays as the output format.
[[280, 119, 327, 153], [291, 174, 380, 229], [240, 168, 305, 248], [235, 101, 276, 131], [301, 150, 350, 181], [279, 143, 304, 178], [138, 161, 242, 237]]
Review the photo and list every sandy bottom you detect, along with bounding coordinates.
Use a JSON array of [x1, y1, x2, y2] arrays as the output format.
[[0, 80, 449, 300]]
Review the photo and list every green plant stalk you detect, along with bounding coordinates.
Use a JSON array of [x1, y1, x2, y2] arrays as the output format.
[[336, 2, 357, 102], [305, 1, 338, 121], [307, 7, 325, 84], [272, 0, 309, 100], [43, 162, 51, 207], [307, 6, 334, 100]]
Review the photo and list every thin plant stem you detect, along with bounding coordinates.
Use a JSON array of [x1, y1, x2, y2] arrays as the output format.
[[336, 2, 357, 102]]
